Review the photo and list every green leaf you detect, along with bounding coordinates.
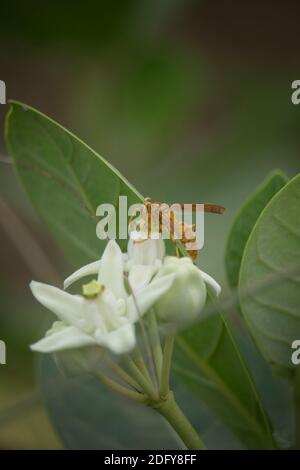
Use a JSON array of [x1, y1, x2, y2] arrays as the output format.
[[5, 102, 274, 449], [40, 355, 182, 450], [175, 309, 276, 449], [5, 101, 143, 267], [239, 174, 300, 376], [225, 170, 287, 288], [40, 356, 244, 449]]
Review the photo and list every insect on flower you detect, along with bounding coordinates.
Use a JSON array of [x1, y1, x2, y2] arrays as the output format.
[[136, 198, 225, 260]]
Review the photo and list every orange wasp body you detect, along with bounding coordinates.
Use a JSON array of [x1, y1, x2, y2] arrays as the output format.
[[140, 199, 225, 260]]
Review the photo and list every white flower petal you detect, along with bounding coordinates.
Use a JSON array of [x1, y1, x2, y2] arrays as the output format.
[[128, 264, 156, 290], [64, 254, 129, 289], [98, 240, 127, 299], [94, 288, 126, 330], [126, 273, 175, 321], [128, 236, 165, 266], [155, 237, 165, 260], [200, 270, 221, 297], [64, 261, 101, 289], [30, 281, 83, 325], [98, 323, 136, 354], [30, 325, 95, 353]]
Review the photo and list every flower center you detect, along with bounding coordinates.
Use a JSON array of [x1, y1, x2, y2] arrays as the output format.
[[82, 279, 104, 299]]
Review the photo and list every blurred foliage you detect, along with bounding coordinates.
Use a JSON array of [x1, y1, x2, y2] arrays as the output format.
[[0, 0, 299, 449], [0, 0, 137, 47]]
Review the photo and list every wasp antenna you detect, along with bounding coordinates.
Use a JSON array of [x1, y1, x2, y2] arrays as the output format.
[[203, 203, 225, 215]]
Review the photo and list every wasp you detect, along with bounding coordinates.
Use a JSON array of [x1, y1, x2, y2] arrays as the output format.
[[135, 198, 225, 261]]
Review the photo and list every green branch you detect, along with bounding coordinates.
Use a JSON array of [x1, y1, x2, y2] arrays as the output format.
[[154, 392, 206, 450]]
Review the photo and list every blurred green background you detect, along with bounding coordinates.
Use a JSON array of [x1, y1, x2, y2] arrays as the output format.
[[0, 0, 299, 449]]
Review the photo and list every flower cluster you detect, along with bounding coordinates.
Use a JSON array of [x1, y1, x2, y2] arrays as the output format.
[[30, 235, 221, 363]]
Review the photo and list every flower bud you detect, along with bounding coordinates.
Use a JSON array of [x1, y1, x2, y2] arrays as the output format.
[[155, 257, 207, 328]]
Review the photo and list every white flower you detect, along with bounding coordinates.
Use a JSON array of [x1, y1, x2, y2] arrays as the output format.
[[126, 231, 165, 290], [64, 231, 165, 291], [30, 240, 174, 356], [154, 256, 221, 328]]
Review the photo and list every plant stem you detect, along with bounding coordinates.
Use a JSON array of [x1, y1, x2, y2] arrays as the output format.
[[148, 310, 163, 380], [108, 358, 142, 392], [102, 335, 206, 450], [160, 333, 175, 398], [124, 356, 159, 401], [154, 392, 206, 450], [127, 277, 157, 382], [134, 349, 153, 384], [95, 372, 146, 403]]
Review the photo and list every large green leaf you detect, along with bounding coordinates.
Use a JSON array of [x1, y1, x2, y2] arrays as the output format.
[[225, 170, 287, 288], [175, 309, 276, 449], [40, 356, 243, 449], [5, 101, 143, 267], [239, 174, 300, 376], [40, 356, 183, 450], [5, 102, 274, 449]]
